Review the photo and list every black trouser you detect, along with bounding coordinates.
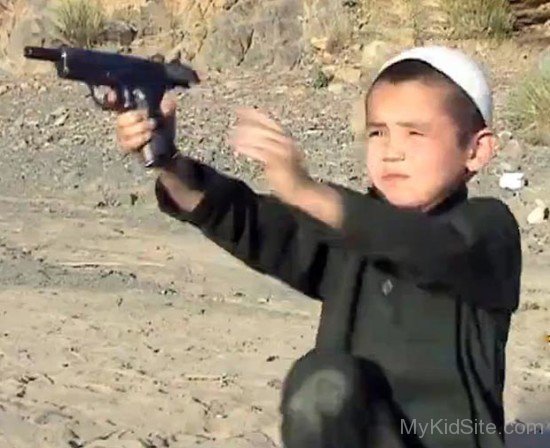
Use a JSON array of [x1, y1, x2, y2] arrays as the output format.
[[280, 350, 424, 448]]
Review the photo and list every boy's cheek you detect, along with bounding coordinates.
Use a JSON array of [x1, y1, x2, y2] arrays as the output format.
[[364, 157, 381, 182], [364, 147, 380, 169]]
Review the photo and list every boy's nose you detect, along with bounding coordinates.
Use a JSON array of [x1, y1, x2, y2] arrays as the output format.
[[383, 153, 406, 162], [381, 139, 406, 162], [382, 146, 406, 162]]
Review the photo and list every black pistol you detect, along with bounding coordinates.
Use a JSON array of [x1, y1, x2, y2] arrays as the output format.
[[24, 46, 200, 168]]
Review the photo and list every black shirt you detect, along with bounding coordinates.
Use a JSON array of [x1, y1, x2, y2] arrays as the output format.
[[155, 160, 522, 448]]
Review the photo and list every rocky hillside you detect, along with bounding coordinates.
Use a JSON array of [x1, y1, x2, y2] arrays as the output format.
[[1, 0, 549, 75], [511, 0, 550, 33]]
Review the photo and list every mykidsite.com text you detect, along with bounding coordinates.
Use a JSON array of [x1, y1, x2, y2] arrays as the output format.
[[402, 419, 550, 438]]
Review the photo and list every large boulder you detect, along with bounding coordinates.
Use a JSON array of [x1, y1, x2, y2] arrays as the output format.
[[0, 0, 60, 74], [198, 0, 303, 70]]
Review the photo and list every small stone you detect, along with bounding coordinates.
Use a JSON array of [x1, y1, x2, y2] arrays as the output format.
[[527, 204, 549, 225], [321, 65, 337, 77], [310, 36, 329, 51], [321, 51, 335, 64], [498, 130, 513, 142], [0, 85, 8, 96], [499, 162, 514, 172], [499, 172, 525, 191], [328, 83, 345, 94], [334, 66, 362, 84], [50, 107, 67, 118], [361, 40, 394, 68], [54, 113, 69, 127]]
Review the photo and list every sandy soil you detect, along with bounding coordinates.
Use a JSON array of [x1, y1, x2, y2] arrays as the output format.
[[0, 64, 548, 447]]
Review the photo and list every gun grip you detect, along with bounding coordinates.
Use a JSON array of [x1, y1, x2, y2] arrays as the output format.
[[142, 125, 177, 168]]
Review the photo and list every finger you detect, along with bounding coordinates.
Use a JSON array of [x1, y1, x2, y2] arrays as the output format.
[[120, 131, 152, 153], [118, 124, 153, 144], [231, 127, 291, 149], [117, 110, 149, 128], [116, 118, 156, 143], [230, 136, 299, 165], [232, 144, 269, 164], [231, 138, 288, 163], [102, 88, 124, 111], [106, 89, 117, 105], [236, 107, 284, 133]]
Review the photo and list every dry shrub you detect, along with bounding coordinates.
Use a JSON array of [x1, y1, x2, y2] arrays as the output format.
[[441, 0, 514, 39], [506, 56, 550, 145], [53, 0, 106, 48]]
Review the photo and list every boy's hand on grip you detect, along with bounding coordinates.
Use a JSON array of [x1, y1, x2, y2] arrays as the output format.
[[229, 108, 313, 205], [105, 89, 178, 157]]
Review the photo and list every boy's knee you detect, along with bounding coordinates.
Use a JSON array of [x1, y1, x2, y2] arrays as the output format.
[[286, 366, 350, 419], [281, 350, 369, 422], [280, 350, 373, 447]]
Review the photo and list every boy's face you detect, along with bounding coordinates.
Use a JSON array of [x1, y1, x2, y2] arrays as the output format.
[[365, 80, 476, 210]]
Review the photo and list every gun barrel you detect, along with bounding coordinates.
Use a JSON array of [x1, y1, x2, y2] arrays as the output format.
[[24, 46, 62, 61]]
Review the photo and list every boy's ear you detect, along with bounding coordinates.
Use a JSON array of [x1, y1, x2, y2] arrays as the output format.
[[465, 128, 496, 173]]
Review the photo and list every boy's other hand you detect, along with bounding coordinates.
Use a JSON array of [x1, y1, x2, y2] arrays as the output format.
[[104, 90, 178, 156], [229, 108, 313, 205]]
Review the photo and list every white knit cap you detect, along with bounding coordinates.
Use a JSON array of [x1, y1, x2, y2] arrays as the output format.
[[378, 46, 493, 126]]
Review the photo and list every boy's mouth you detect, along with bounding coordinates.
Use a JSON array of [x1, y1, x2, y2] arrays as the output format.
[[381, 173, 409, 181]]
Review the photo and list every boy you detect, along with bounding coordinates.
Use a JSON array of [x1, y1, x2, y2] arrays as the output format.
[[113, 46, 521, 447]]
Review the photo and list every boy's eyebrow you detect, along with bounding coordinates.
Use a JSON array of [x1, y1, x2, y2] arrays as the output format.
[[366, 121, 386, 127], [396, 121, 432, 131], [366, 121, 432, 131]]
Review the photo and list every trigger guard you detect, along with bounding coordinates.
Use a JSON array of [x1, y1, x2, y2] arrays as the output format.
[[88, 85, 119, 111]]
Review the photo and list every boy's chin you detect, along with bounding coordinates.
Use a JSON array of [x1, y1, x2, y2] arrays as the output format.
[[375, 188, 434, 211]]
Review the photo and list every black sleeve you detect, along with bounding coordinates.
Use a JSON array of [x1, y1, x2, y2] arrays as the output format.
[[338, 187, 522, 311], [154, 162, 343, 301]]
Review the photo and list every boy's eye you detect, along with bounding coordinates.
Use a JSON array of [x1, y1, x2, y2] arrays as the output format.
[[409, 130, 424, 137], [368, 130, 383, 138]]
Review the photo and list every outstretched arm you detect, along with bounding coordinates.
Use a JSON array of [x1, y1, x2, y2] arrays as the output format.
[[154, 152, 343, 301]]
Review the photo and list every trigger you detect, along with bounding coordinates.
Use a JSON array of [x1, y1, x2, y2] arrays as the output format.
[[88, 85, 114, 110]]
